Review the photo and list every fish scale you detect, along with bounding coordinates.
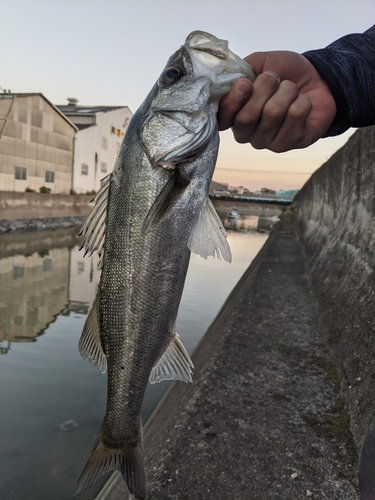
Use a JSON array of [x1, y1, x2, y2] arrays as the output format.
[[75, 31, 255, 499]]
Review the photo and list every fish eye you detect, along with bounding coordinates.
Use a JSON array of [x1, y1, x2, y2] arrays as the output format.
[[161, 67, 183, 85]]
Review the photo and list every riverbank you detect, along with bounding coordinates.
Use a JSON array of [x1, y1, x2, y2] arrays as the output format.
[[0, 216, 87, 234], [98, 218, 358, 500]]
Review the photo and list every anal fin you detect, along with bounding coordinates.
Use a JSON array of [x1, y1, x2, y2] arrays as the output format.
[[149, 333, 194, 384], [78, 293, 107, 374]]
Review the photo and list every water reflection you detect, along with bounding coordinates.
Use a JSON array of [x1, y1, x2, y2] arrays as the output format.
[[0, 220, 268, 500], [223, 213, 278, 233], [0, 228, 101, 350]]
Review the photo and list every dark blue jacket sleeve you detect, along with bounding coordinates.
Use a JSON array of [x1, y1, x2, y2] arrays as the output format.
[[303, 25, 375, 136]]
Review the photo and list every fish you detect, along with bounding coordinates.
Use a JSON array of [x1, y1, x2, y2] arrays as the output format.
[[74, 31, 256, 500]]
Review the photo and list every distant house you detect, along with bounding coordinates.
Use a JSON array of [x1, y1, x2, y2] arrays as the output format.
[[209, 180, 230, 197], [57, 99, 133, 194], [0, 93, 77, 193], [260, 187, 276, 198]]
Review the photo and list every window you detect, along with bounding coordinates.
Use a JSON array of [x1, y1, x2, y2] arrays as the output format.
[[45, 170, 55, 183], [43, 258, 52, 272], [77, 262, 85, 274], [15, 166, 27, 180], [13, 265, 25, 279], [81, 164, 88, 175], [100, 162, 107, 173], [101, 137, 108, 150]]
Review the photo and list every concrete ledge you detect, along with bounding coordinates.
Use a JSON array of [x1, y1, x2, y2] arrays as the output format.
[[0, 191, 93, 220], [98, 220, 358, 499]]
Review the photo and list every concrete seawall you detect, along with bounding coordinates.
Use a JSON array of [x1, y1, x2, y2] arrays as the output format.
[[0, 191, 93, 220], [295, 126, 375, 459]]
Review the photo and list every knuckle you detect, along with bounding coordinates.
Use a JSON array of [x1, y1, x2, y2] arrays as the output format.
[[233, 111, 256, 130], [233, 131, 251, 144], [287, 103, 306, 121], [262, 102, 283, 121], [250, 137, 267, 150]]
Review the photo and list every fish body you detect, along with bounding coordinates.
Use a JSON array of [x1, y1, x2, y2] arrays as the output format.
[[75, 31, 255, 499]]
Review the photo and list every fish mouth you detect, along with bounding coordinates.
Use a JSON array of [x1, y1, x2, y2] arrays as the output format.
[[184, 30, 256, 85]]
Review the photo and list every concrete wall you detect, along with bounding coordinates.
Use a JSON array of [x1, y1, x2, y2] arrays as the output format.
[[0, 95, 75, 194], [295, 126, 375, 455], [0, 191, 93, 220]]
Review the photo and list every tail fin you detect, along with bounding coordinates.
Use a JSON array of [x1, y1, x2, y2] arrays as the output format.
[[74, 433, 146, 499]]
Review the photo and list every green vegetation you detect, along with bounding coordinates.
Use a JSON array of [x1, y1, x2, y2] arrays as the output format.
[[316, 357, 341, 392], [281, 203, 297, 222], [317, 398, 350, 437], [39, 186, 51, 194], [305, 357, 350, 438], [25, 187, 36, 192]]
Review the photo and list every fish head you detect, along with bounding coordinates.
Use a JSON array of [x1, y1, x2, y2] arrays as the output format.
[[142, 31, 255, 168]]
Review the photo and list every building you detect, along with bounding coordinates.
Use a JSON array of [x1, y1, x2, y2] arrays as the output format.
[[209, 180, 230, 197], [0, 93, 77, 193], [57, 99, 133, 194], [260, 187, 276, 198]]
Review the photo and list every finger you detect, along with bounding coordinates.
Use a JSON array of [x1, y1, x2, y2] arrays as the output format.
[[249, 80, 299, 150], [267, 94, 313, 152], [231, 71, 281, 143], [218, 79, 253, 131]]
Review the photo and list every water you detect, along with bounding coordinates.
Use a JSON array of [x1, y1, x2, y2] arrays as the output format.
[[0, 218, 268, 500]]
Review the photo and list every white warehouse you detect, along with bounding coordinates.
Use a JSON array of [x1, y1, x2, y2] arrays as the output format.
[[57, 98, 133, 194]]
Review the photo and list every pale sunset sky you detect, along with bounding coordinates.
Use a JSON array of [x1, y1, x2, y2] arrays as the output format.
[[2, 0, 374, 191]]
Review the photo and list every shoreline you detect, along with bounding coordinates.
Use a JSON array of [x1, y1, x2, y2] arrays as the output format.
[[0, 216, 87, 234]]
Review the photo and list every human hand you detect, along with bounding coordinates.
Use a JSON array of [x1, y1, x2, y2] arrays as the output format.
[[218, 51, 337, 152]]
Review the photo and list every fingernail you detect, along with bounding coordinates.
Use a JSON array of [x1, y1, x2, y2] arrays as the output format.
[[263, 71, 281, 83], [233, 79, 252, 98]]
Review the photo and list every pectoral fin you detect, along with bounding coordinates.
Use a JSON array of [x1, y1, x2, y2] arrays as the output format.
[[141, 169, 190, 235], [149, 333, 194, 384], [188, 197, 232, 262], [78, 293, 107, 374]]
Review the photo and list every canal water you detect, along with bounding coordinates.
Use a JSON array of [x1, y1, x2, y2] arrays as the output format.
[[0, 215, 270, 500]]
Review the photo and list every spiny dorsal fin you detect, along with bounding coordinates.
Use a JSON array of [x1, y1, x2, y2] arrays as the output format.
[[149, 333, 194, 384], [79, 173, 111, 269], [188, 197, 232, 262], [78, 293, 107, 374]]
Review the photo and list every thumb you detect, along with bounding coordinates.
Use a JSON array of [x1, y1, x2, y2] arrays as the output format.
[[243, 52, 270, 75]]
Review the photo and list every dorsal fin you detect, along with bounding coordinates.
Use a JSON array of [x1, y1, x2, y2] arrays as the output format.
[[79, 173, 111, 269], [188, 197, 232, 262], [149, 333, 194, 384]]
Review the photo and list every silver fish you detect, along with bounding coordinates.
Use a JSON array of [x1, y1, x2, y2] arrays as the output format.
[[74, 31, 255, 499]]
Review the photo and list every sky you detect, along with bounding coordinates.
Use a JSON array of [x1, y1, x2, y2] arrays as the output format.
[[2, 0, 375, 191]]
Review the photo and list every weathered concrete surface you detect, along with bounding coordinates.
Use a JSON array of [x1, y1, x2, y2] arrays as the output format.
[[0, 191, 92, 220], [98, 221, 358, 500], [295, 126, 375, 460]]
